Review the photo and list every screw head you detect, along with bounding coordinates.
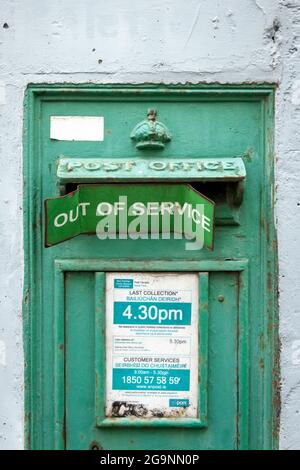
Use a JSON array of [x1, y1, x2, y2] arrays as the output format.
[[89, 441, 102, 450]]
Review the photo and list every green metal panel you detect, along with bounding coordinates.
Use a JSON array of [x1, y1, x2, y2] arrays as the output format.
[[63, 261, 244, 449], [23, 84, 278, 450]]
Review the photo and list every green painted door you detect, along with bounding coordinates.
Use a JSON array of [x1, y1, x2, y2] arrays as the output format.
[[24, 85, 278, 450], [66, 269, 242, 450]]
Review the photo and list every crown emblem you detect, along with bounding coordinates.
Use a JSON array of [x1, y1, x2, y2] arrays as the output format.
[[130, 109, 171, 150]]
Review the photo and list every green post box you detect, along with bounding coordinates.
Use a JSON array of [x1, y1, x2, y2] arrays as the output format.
[[23, 84, 278, 450]]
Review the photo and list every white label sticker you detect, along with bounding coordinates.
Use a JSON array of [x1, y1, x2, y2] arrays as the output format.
[[50, 116, 104, 141], [105, 272, 199, 419]]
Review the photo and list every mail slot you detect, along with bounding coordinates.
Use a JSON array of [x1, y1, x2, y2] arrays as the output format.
[[24, 84, 277, 450]]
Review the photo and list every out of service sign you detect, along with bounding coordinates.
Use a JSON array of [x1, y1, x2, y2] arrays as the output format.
[[105, 272, 199, 419]]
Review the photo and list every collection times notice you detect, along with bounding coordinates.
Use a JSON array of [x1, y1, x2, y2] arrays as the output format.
[[105, 272, 199, 419]]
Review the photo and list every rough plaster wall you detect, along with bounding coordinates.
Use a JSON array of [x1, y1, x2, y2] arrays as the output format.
[[0, 0, 299, 450]]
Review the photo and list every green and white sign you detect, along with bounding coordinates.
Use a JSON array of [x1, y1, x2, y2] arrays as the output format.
[[44, 184, 215, 249]]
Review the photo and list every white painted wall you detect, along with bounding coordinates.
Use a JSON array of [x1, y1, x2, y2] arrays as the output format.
[[0, 0, 299, 450]]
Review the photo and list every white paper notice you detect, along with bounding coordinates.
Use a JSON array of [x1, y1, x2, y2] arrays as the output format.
[[50, 116, 104, 141], [105, 272, 199, 420]]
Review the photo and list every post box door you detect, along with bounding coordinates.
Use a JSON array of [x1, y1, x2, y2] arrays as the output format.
[[24, 85, 278, 450], [64, 267, 245, 450]]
